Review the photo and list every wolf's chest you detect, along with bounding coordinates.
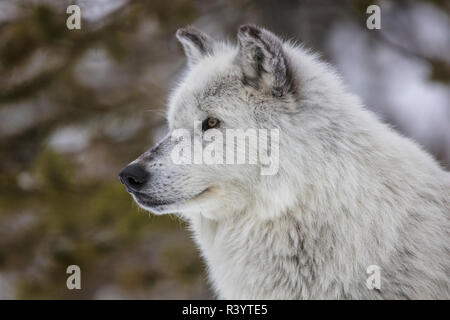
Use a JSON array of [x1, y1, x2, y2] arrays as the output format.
[[190, 215, 320, 299]]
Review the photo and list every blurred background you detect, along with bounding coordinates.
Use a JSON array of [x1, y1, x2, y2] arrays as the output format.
[[0, 0, 448, 299]]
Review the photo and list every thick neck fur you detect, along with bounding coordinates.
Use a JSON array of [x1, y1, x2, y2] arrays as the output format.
[[188, 130, 448, 299]]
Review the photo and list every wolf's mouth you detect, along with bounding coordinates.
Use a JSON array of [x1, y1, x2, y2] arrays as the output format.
[[130, 187, 211, 210], [130, 191, 177, 208]]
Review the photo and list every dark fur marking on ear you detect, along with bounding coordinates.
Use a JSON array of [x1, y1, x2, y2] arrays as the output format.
[[240, 24, 274, 58], [177, 28, 207, 54], [238, 24, 296, 98], [176, 26, 214, 65]]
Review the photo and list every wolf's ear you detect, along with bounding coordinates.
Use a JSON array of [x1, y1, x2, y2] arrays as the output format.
[[176, 27, 214, 66], [237, 24, 294, 97]]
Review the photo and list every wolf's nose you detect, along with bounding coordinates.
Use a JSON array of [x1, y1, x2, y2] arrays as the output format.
[[118, 164, 149, 192]]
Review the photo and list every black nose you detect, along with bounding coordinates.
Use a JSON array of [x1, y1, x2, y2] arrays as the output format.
[[118, 164, 149, 192]]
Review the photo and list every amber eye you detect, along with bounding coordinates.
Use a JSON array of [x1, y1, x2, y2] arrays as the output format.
[[202, 117, 220, 131]]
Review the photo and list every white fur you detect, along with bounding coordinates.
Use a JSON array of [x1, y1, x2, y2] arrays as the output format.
[[126, 26, 450, 299]]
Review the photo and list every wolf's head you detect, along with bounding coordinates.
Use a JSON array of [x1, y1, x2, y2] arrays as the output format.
[[119, 24, 351, 220]]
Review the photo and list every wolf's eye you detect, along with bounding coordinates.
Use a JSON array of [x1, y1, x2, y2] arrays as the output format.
[[202, 117, 220, 131]]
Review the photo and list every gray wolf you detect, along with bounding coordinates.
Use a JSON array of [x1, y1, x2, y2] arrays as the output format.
[[119, 24, 450, 299]]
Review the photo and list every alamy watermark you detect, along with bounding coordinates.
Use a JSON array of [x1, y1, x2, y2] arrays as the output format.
[[170, 121, 280, 176], [66, 265, 81, 290], [366, 265, 381, 290], [366, 5, 381, 30], [66, 5, 81, 30]]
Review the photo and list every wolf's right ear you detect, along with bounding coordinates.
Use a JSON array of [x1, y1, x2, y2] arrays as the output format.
[[176, 27, 214, 66]]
